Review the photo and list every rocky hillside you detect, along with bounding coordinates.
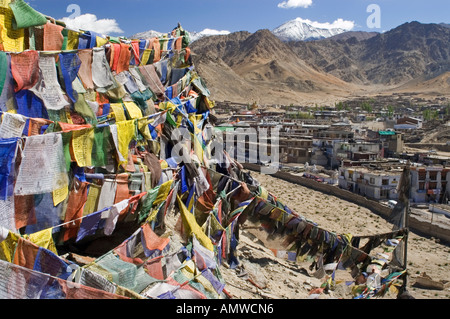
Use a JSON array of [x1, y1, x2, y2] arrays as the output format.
[[190, 29, 356, 105], [190, 21, 450, 105], [295, 21, 450, 85]]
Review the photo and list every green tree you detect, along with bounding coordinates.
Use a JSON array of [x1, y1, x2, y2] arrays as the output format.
[[361, 101, 373, 113], [423, 109, 439, 121], [387, 105, 395, 118], [336, 101, 345, 111]]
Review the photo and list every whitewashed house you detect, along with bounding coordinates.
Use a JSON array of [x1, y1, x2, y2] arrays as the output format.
[[338, 166, 402, 200]]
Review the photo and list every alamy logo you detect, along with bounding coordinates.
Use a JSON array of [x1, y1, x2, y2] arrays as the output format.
[[367, 4, 381, 29], [66, 4, 81, 19], [166, 127, 281, 174]]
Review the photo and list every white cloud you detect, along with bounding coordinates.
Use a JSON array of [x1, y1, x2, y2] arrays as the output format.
[[296, 17, 355, 30], [190, 28, 231, 42], [278, 0, 313, 9], [197, 29, 230, 36], [60, 13, 124, 35]]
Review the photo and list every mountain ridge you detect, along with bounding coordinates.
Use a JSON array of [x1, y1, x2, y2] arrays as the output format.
[[190, 21, 450, 105], [130, 17, 357, 43]]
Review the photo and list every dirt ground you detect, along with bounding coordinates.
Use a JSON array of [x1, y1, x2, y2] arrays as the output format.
[[219, 171, 450, 300]]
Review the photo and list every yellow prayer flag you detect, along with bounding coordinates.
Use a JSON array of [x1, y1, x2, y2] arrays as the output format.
[[0, 6, 24, 52], [139, 49, 152, 66], [116, 120, 135, 168], [0, 231, 19, 263], [188, 114, 202, 135], [0, 0, 11, 8], [154, 180, 173, 206], [389, 284, 399, 296], [160, 160, 168, 170], [177, 195, 214, 252], [137, 118, 152, 141], [65, 111, 74, 124], [259, 187, 269, 200], [96, 36, 108, 47], [25, 228, 58, 254], [52, 184, 68, 206], [110, 103, 127, 122], [83, 184, 101, 216], [123, 101, 143, 119], [71, 127, 95, 167], [180, 259, 196, 280], [202, 214, 225, 235], [176, 114, 183, 127], [66, 30, 80, 50], [158, 101, 177, 112], [193, 134, 204, 164], [196, 273, 219, 298]]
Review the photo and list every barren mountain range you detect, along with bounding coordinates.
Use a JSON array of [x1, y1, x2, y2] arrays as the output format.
[[189, 21, 450, 106]]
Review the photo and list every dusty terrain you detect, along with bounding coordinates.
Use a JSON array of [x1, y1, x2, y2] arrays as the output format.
[[220, 171, 450, 299]]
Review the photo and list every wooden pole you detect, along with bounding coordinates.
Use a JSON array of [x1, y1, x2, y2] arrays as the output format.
[[400, 163, 411, 296]]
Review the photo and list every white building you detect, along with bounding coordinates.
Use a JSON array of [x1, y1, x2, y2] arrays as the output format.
[[338, 166, 402, 200]]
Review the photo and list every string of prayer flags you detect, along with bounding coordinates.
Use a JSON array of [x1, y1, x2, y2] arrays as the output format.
[[0, 8, 411, 299]]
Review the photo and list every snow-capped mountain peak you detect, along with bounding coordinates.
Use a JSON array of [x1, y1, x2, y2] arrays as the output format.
[[130, 29, 164, 39], [129, 28, 230, 42], [272, 17, 354, 41]]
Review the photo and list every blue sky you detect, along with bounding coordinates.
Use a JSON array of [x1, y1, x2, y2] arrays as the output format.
[[29, 0, 449, 36]]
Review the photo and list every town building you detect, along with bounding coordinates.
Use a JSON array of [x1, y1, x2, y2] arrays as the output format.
[[279, 138, 312, 163], [311, 130, 355, 169], [338, 166, 402, 200], [409, 166, 450, 204], [378, 131, 404, 157], [395, 116, 423, 129]]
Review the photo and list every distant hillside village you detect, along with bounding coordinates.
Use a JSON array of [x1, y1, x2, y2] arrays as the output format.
[[212, 95, 450, 209]]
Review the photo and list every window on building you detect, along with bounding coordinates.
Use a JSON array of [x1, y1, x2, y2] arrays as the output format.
[[418, 170, 426, 180], [429, 171, 438, 180]]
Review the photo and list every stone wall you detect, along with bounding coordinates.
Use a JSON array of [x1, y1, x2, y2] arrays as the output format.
[[405, 143, 450, 152]]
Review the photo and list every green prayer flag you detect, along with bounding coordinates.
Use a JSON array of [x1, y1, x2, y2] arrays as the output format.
[[0, 52, 7, 96], [91, 126, 110, 167], [74, 93, 98, 125], [9, 0, 47, 30]]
